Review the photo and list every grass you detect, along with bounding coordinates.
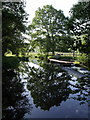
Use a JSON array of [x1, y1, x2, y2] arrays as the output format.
[[5, 52, 78, 57], [29, 52, 38, 57], [5, 53, 16, 57], [73, 61, 80, 64], [4, 52, 80, 62]]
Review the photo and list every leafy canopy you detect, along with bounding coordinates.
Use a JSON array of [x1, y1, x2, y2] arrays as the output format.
[[2, 2, 28, 56], [29, 5, 70, 54]]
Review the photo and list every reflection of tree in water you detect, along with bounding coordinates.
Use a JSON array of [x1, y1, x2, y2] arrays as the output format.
[[70, 74, 90, 106], [2, 69, 32, 120], [20, 61, 90, 111], [27, 63, 72, 110]]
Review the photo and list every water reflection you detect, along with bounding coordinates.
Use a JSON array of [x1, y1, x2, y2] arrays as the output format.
[[25, 62, 90, 111], [2, 69, 32, 120], [27, 63, 72, 110], [70, 75, 90, 105], [2, 59, 90, 118]]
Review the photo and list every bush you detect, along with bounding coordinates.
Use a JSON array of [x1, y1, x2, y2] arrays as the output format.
[[2, 56, 20, 70], [77, 53, 90, 68]]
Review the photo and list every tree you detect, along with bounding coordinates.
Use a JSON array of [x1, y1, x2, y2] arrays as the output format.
[[2, 2, 28, 56], [29, 5, 69, 55], [68, 2, 90, 67], [68, 2, 90, 53]]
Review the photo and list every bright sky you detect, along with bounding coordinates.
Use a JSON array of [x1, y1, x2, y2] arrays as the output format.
[[25, 0, 79, 24]]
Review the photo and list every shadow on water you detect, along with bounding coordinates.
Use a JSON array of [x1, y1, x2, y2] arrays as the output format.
[[2, 69, 32, 120]]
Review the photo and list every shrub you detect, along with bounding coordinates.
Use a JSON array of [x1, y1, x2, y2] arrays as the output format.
[[77, 53, 90, 67], [2, 56, 20, 70]]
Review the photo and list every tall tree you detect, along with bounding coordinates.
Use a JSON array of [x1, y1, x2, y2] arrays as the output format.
[[68, 2, 90, 67], [29, 5, 68, 55], [68, 2, 90, 54], [2, 2, 28, 56]]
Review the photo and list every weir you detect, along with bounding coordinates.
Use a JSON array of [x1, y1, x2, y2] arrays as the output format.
[[62, 67, 85, 78], [48, 58, 73, 67]]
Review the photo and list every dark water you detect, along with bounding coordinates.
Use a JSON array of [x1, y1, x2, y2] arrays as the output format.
[[2, 60, 90, 119], [2, 69, 32, 120]]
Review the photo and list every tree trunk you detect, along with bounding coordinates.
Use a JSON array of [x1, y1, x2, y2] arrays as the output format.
[[52, 50, 55, 56]]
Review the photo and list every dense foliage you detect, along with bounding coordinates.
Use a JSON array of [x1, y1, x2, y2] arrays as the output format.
[[29, 5, 72, 55], [69, 2, 90, 67], [2, 2, 28, 56], [28, 2, 90, 68]]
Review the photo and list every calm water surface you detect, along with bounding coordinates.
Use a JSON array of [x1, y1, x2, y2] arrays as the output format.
[[20, 60, 90, 119], [2, 59, 90, 119]]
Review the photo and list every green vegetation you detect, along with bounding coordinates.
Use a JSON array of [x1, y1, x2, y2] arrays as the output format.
[[2, 2, 28, 56], [28, 5, 74, 55], [68, 2, 90, 69], [2, 2, 90, 119], [2, 2, 29, 70], [77, 53, 90, 69], [2, 2, 90, 69], [2, 56, 20, 70], [27, 3, 90, 69], [29, 52, 38, 58]]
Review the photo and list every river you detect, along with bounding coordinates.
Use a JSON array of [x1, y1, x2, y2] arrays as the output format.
[[2, 58, 90, 119], [20, 59, 90, 119]]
